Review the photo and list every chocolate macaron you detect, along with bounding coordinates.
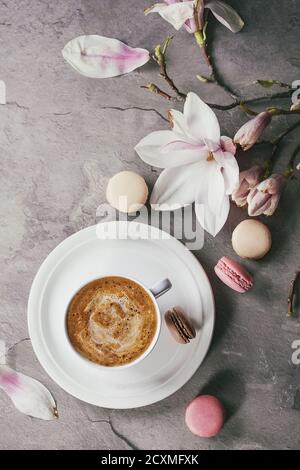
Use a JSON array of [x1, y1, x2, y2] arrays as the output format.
[[165, 308, 196, 344]]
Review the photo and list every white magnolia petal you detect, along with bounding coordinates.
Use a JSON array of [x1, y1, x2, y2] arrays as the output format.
[[206, 0, 244, 33], [184, 92, 221, 142], [62, 35, 150, 78], [213, 150, 239, 195], [150, 162, 202, 210], [195, 164, 230, 236], [156, 2, 195, 30], [135, 130, 207, 168], [169, 109, 189, 137], [144, 3, 168, 15], [0, 366, 58, 420]]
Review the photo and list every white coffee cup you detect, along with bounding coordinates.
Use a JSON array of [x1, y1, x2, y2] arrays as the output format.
[[66, 276, 172, 369]]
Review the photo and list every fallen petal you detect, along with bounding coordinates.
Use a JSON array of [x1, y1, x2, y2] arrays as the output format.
[[206, 0, 244, 33], [62, 35, 150, 78], [0, 366, 58, 420]]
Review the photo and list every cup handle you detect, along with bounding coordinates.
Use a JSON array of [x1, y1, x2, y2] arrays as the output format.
[[149, 279, 172, 299]]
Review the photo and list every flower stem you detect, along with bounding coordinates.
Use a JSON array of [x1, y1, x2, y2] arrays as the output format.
[[287, 267, 300, 317]]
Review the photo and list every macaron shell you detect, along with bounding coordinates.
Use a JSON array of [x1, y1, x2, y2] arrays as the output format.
[[185, 395, 225, 438], [165, 310, 190, 343], [232, 219, 272, 259], [106, 171, 148, 213], [214, 256, 253, 293], [172, 309, 196, 340], [164, 308, 196, 344], [214, 265, 246, 293]]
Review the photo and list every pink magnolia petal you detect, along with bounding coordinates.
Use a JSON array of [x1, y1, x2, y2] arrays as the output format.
[[62, 35, 150, 78], [0, 366, 57, 420], [184, 92, 221, 143], [220, 136, 236, 155], [247, 189, 272, 216], [195, 164, 230, 236], [135, 130, 207, 168], [184, 17, 198, 33], [206, 0, 244, 33], [150, 162, 202, 210]]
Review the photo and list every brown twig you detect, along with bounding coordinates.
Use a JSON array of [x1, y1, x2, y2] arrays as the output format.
[[193, 2, 239, 101], [206, 90, 293, 111], [287, 267, 300, 317], [260, 119, 300, 176], [140, 83, 175, 101], [288, 143, 300, 170], [267, 107, 300, 116], [153, 38, 186, 101]]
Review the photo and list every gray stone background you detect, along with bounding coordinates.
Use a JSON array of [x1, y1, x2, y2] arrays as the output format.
[[0, 0, 300, 450]]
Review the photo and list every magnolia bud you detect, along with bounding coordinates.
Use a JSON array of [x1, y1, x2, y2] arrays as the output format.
[[247, 174, 285, 216], [234, 111, 272, 151], [231, 165, 264, 207]]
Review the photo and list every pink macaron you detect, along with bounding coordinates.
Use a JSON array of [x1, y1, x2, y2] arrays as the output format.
[[185, 395, 225, 438], [214, 256, 253, 293]]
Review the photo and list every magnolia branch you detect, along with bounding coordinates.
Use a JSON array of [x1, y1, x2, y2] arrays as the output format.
[[141, 83, 174, 101], [153, 37, 186, 101], [193, 2, 238, 100], [288, 143, 300, 170], [141, 36, 294, 112], [259, 119, 300, 176]]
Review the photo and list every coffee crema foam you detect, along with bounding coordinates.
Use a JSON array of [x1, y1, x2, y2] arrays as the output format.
[[67, 277, 157, 366]]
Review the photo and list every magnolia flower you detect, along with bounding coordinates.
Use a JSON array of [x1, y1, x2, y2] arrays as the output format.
[[247, 174, 285, 216], [234, 111, 272, 151], [145, 0, 244, 34], [231, 165, 263, 207], [135, 92, 239, 236]]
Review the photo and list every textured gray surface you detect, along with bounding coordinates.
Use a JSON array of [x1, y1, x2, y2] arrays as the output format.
[[0, 0, 300, 450]]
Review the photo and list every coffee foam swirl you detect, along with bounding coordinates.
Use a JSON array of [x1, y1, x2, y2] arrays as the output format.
[[67, 277, 157, 367], [88, 294, 144, 353]]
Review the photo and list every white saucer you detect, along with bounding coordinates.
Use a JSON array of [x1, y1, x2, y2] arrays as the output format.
[[28, 222, 215, 409]]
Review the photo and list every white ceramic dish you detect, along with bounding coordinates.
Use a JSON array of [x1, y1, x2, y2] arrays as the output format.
[[28, 221, 215, 409]]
